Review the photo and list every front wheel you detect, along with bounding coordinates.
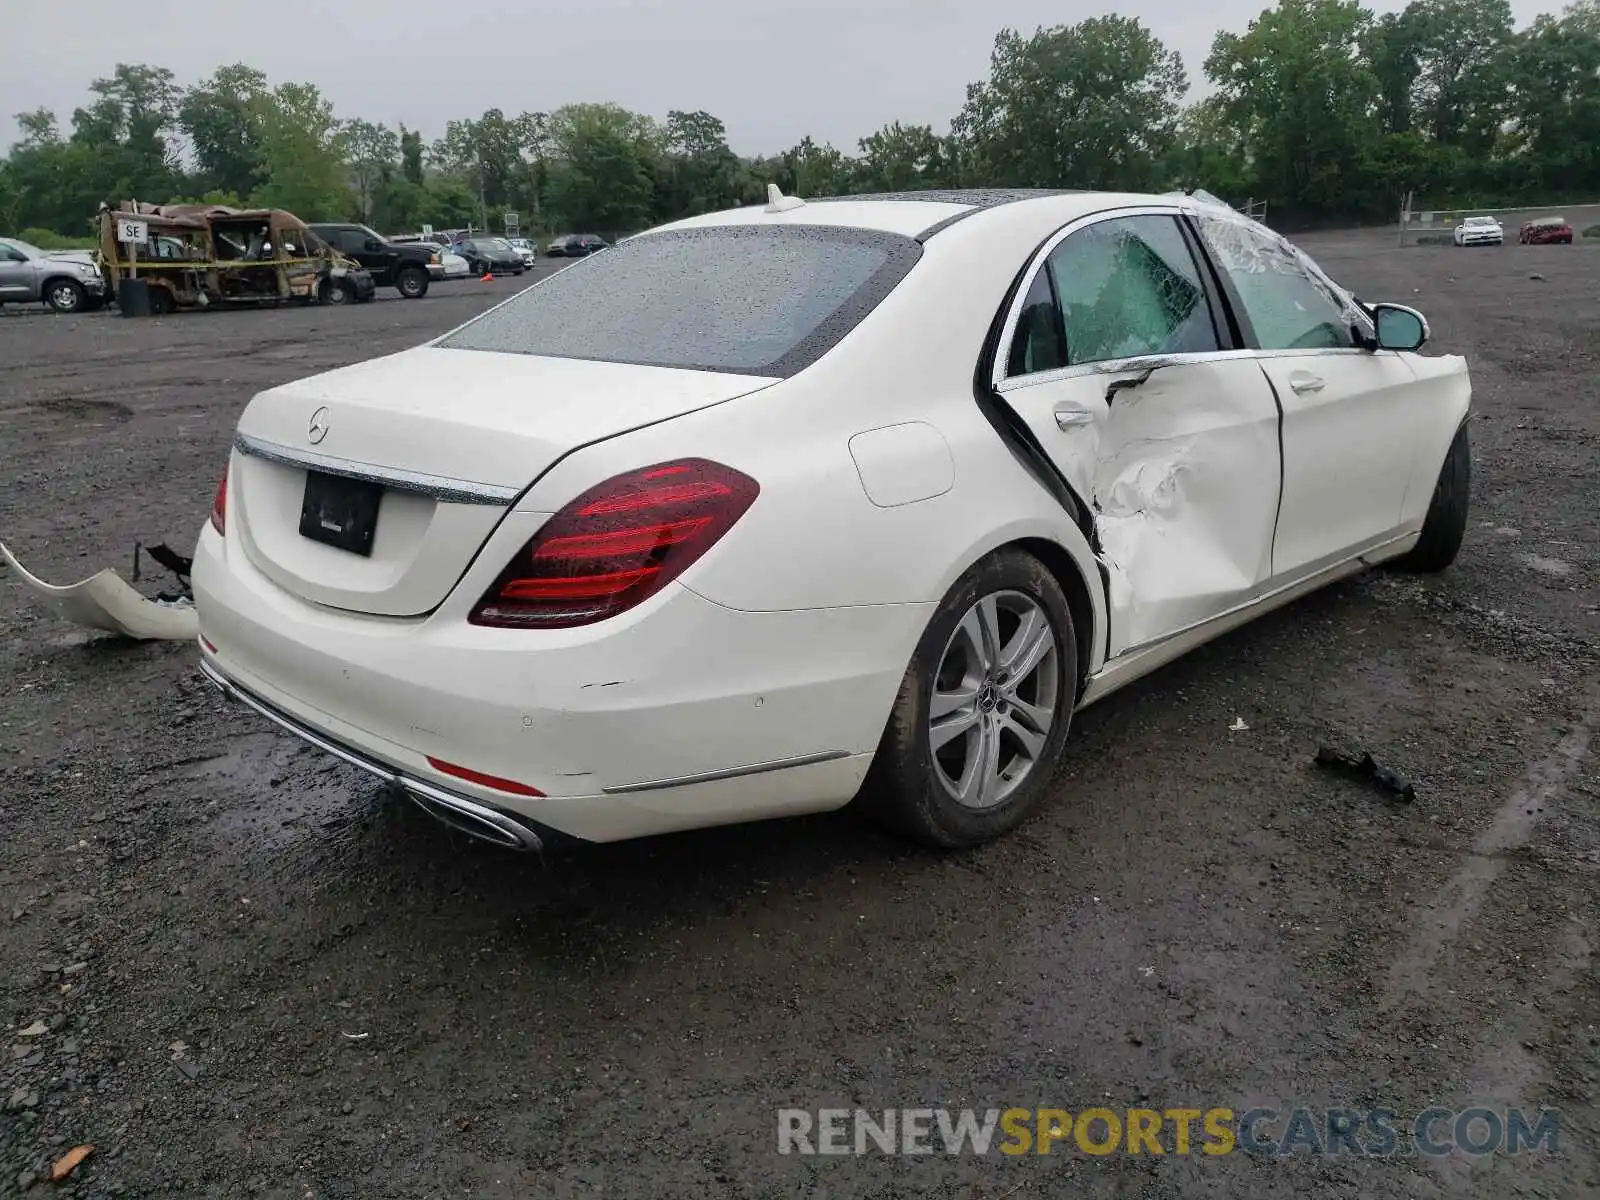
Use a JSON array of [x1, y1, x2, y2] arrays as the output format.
[[395, 265, 428, 299], [861, 549, 1077, 848], [319, 279, 352, 306], [45, 279, 86, 313]]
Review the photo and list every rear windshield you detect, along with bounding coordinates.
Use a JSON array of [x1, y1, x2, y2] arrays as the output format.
[[436, 225, 922, 377]]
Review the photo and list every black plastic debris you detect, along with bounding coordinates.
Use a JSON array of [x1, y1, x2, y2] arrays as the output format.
[[132, 541, 194, 603], [1314, 745, 1416, 802]]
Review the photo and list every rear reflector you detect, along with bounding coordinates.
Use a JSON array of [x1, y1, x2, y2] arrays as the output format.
[[425, 756, 544, 798], [469, 458, 759, 629]]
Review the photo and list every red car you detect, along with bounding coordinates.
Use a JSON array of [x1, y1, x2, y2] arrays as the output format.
[[1519, 217, 1573, 244]]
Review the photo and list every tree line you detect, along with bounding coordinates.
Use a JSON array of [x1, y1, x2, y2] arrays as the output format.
[[4, 0, 1598, 245]]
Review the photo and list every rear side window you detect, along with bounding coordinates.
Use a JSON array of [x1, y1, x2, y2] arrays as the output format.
[[1047, 215, 1219, 367], [437, 226, 922, 377]]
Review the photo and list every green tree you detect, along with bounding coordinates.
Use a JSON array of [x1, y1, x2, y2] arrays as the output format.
[[179, 64, 269, 197], [1407, 0, 1515, 148], [343, 119, 399, 222], [399, 125, 425, 186], [1500, 4, 1600, 192], [953, 19, 1187, 190], [855, 122, 952, 192], [1206, 0, 1383, 217], [659, 109, 741, 215], [251, 82, 351, 219], [545, 103, 661, 233], [774, 136, 853, 196]]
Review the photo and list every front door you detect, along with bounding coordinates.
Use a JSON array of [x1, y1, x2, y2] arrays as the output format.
[[992, 211, 1283, 656], [1189, 210, 1426, 578], [0, 244, 33, 300]]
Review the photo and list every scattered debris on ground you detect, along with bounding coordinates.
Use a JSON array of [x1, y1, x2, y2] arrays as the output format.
[[1315, 744, 1418, 802]]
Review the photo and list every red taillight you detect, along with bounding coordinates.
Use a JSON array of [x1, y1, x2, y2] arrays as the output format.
[[209, 464, 228, 536], [425, 756, 544, 797], [469, 458, 759, 629]]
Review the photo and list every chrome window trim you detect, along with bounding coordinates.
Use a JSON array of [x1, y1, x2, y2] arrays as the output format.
[[233, 431, 521, 506]]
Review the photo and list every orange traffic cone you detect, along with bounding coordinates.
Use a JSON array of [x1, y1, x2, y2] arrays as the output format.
[[480, 271, 493, 282]]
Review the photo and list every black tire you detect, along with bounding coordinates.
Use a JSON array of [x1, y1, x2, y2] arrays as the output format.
[[861, 548, 1078, 848], [319, 279, 352, 306], [395, 265, 429, 299], [147, 287, 175, 316], [1393, 422, 1470, 572], [44, 278, 86, 314]]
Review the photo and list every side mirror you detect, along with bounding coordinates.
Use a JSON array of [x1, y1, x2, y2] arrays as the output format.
[[366, 238, 384, 252], [1372, 303, 1428, 352]]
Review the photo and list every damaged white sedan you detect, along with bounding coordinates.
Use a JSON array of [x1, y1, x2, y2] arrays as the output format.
[[193, 188, 1472, 851]]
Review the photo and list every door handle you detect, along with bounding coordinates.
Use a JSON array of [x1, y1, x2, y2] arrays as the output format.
[[1289, 371, 1325, 394], [1052, 405, 1095, 430]]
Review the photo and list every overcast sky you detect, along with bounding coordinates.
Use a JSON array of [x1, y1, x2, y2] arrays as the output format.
[[4, 0, 1557, 157]]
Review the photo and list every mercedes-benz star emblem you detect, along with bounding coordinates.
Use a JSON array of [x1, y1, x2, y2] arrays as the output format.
[[308, 406, 330, 444]]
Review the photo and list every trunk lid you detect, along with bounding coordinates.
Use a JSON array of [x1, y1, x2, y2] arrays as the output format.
[[231, 346, 775, 617]]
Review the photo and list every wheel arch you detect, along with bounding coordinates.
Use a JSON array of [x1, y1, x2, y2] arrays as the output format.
[[1012, 536, 1098, 699], [922, 519, 1108, 693]]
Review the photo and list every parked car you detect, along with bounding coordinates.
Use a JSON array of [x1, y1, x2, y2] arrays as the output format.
[[308, 223, 436, 298], [561, 234, 609, 257], [453, 237, 525, 275], [1453, 215, 1503, 246], [0, 237, 109, 313], [544, 233, 574, 257], [1519, 216, 1573, 245], [506, 237, 539, 267], [195, 188, 1471, 854], [432, 247, 471, 280]]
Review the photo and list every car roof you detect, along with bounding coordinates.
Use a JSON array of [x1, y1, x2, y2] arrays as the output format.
[[648, 188, 1212, 241]]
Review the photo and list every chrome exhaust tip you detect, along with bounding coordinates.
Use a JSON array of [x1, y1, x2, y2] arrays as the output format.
[[401, 786, 544, 853]]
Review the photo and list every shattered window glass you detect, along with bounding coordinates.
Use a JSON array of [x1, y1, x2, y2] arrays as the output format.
[[1045, 216, 1219, 367], [1196, 214, 1362, 351]]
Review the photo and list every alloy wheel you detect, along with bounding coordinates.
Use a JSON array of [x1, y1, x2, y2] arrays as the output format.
[[928, 590, 1060, 810]]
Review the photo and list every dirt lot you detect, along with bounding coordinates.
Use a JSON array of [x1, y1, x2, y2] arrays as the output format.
[[1, 238, 1597, 1199]]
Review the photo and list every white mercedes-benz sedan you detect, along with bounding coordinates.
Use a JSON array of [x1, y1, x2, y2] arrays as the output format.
[[194, 188, 1472, 852]]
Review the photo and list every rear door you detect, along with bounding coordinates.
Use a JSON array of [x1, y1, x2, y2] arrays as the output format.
[[1189, 209, 1426, 579], [991, 208, 1283, 656]]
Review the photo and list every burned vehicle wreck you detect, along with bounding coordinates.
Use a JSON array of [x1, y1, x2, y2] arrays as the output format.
[[97, 202, 377, 313]]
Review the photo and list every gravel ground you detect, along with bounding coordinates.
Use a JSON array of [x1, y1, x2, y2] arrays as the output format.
[[0, 238, 1596, 1199]]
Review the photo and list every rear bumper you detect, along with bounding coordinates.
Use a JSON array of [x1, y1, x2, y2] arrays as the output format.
[[199, 657, 547, 850], [192, 523, 924, 842]]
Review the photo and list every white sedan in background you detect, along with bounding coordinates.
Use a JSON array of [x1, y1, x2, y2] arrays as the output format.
[[431, 246, 471, 280], [194, 187, 1472, 852], [1454, 215, 1503, 246]]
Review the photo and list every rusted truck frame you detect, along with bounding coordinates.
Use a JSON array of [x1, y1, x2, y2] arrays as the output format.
[[96, 202, 373, 313]]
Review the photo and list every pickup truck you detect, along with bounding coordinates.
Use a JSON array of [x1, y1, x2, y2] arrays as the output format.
[[307, 223, 438, 299], [0, 237, 110, 313]]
